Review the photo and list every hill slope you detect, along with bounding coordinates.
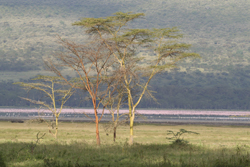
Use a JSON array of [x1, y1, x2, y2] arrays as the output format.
[[1, 0, 250, 77], [1, 0, 250, 109]]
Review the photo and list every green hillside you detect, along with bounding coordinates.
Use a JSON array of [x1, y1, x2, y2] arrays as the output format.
[[1, 0, 250, 77], [1, 0, 250, 109]]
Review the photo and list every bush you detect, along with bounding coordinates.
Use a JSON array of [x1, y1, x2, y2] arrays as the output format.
[[166, 129, 199, 144]]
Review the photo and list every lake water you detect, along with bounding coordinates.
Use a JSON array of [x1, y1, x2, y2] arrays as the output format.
[[1, 108, 250, 124]]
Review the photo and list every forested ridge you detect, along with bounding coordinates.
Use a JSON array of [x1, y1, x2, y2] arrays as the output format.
[[1, 0, 250, 109], [2, 67, 250, 110]]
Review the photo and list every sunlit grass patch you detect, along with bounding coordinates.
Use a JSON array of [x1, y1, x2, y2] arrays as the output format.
[[1, 121, 250, 166]]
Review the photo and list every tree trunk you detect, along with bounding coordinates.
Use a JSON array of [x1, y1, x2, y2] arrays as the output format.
[[94, 107, 101, 146], [129, 116, 134, 145], [96, 119, 100, 146], [55, 116, 58, 139], [113, 126, 116, 142], [128, 95, 134, 145]]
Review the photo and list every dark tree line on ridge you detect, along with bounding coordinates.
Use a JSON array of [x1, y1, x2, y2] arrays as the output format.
[[1, 67, 250, 110]]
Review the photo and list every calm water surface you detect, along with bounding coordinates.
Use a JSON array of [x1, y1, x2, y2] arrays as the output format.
[[1, 109, 250, 123]]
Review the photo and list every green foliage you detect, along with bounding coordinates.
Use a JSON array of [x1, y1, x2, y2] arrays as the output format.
[[0, 152, 6, 167], [14, 75, 74, 110], [0, 48, 40, 71], [1, 1, 250, 111], [166, 129, 199, 144], [14, 75, 74, 139], [212, 147, 250, 167], [1, 0, 250, 74], [43, 157, 90, 167], [3, 67, 250, 109], [71, 12, 199, 144], [73, 12, 145, 30], [1, 141, 250, 167]]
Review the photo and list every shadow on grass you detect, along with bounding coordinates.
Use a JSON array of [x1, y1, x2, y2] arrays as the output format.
[[1, 141, 250, 167], [0, 152, 6, 167]]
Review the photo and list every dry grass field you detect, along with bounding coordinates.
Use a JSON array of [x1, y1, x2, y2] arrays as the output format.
[[1, 121, 250, 166], [1, 121, 250, 147]]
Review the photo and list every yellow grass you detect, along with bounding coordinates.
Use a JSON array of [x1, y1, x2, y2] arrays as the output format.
[[1, 121, 250, 149]]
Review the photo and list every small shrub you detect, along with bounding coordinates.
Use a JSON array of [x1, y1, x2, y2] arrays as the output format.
[[166, 129, 199, 144]]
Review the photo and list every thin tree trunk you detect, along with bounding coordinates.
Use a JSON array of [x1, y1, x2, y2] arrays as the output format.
[[113, 126, 116, 142], [94, 108, 101, 146], [129, 116, 134, 145], [129, 111, 135, 145], [96, 119, 100, 146], [55, 116, 58, 139], [128, 95, 134, 145]]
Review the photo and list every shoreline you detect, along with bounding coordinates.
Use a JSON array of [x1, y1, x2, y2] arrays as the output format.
[[1, 116, 250, 126]]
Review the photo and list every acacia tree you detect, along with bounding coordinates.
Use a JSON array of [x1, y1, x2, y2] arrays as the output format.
[[45, 38, 120, 145], [72, 12, 200, 144], [14, 75, 74, 139]]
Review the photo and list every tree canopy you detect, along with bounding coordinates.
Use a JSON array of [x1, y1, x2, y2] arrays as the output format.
[[71, 12, 199, 144]]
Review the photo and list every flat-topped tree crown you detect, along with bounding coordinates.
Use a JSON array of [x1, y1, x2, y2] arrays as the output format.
[[61, 12, 200, 145], [72, 12, 199, 145], [72, 12, 145, 35], [14, 75, 74, 139]]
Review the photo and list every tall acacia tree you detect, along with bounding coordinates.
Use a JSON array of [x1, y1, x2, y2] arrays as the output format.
[[45, 38, 120, 145], [73, 12, 200, 144], [14, 75, 74, 139]]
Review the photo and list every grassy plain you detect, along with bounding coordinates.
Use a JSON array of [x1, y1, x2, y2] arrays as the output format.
[[1, 121, 250, 166]]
